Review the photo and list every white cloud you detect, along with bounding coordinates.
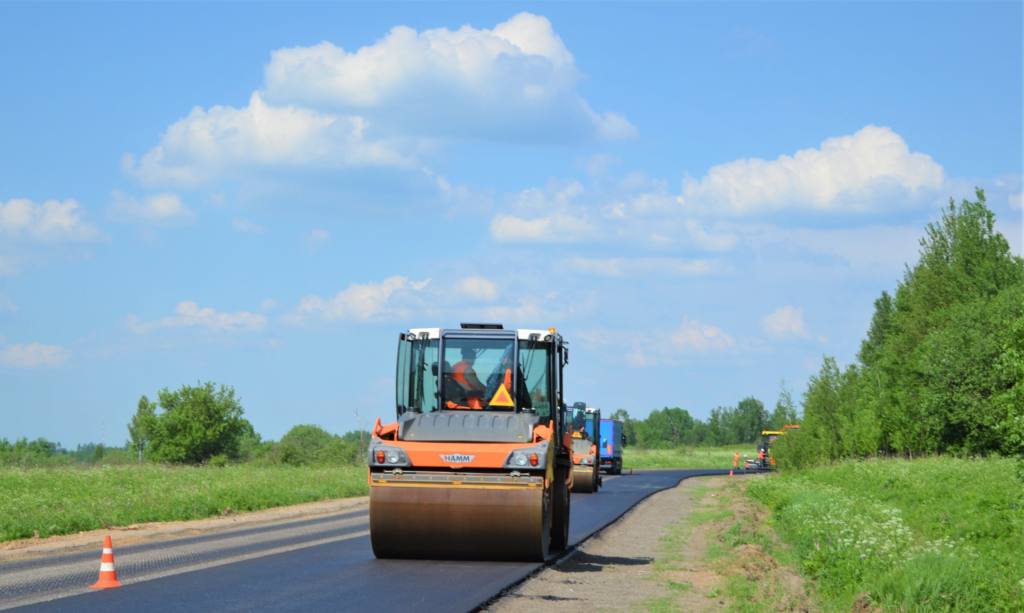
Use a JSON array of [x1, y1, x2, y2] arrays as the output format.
[[679, 125, 945, 215], [761, 306, 809, 339], [0, 342, 69, 368], [670, 318, 735, 352], [128, 14, 631, 188], [126, 93, 410, 186], [290, 276, 430, 322], [0, 198, 101, 242], [456, 276, 499, 301], [109, 191, 194, 224], [567, 257, 715, 277], [305, 228, 331, 248], [130, 301, 267, 333], [490, 212, 594, 242], [482, 299, 544, 324], [582, 317, 735, 368], [1010, 192, 1023, 210], [741, 223, 924, 276], [263, 13, 633, 142], [232, 217, 265, 235]]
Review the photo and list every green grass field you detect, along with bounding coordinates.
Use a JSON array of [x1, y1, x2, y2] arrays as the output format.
[[748, 457, 1024, 612], [623, 444, 755, 470], [0, 464, 368, 542]]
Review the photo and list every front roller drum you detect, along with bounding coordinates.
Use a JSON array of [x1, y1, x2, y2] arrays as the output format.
[[370, 482, 549, 561], [571, 465, 597, 493]]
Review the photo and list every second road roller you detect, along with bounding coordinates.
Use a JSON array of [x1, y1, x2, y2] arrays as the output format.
[[368, 323, 574, 561], [569, 402, 601, 493]]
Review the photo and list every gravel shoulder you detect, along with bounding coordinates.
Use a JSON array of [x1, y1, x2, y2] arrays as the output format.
[[487, 474, 815, 612]]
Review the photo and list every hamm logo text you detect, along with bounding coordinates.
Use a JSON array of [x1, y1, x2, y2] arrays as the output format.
[[441, 454, 474, 463]]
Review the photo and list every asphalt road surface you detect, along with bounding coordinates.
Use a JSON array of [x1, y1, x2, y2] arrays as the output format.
[[4, 468, 732, 612]]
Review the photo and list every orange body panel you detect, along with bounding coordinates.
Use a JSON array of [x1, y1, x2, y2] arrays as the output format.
[[371, 418, 557, 470]]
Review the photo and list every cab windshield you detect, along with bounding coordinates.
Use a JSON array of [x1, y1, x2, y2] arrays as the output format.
[[441, 338, 517, 410], [570, 403, 590, 438]]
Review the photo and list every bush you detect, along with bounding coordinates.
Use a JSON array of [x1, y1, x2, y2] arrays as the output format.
[[146, 382, 255, 464]]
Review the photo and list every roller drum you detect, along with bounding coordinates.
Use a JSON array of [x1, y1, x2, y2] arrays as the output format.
[[370, 482, 549, 561], [571, 466, 597, 493]]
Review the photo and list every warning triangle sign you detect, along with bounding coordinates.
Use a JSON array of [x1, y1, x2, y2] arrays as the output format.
[[489, 384, 515, 407]]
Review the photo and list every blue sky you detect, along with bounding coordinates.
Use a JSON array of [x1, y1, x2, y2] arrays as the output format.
[[1, 2, 1021, 447]]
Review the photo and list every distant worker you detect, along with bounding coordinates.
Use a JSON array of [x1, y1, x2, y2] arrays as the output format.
[[733, 451, 740, 470], [757, 447, 766, 468], [453, 348, 485, 397]]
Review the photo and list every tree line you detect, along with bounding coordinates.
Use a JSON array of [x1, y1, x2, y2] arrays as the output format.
[[610, 391, 797, 449], [1, 382, 370, 468], [776, 190, 1023, 468]]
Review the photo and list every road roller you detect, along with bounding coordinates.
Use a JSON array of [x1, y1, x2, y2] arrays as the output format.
[[368, 323, 573, 561], [569, 402, 601, 493]]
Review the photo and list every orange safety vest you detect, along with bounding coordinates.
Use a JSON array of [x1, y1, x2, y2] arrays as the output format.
[[453, 361, 480, 390]]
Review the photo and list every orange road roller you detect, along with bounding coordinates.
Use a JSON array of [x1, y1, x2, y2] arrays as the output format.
[[569, 402, 601, 493], [368, 323, 574, 561]]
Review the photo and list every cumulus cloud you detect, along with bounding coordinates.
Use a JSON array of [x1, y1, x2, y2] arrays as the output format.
[[127, 14, 631, 188], [583, 317, 735, 368], [456, 276, 499, 301], [670, 318, 735, 352], [304, 228, 331, 249], [0, 198, 101, 242], [126, 93, 410, 186], [264, 13, 633, 142], [232, 217, 265, 235], [130, 301, 267, 333], [761, 306, 809, 339], [290, 276, 430, 322], [490, 213, 594, 242], [679, 125, 945, 215], [567, 257, 715, 277], [0, 342, 69, 367], [109, 191, 194, 224]]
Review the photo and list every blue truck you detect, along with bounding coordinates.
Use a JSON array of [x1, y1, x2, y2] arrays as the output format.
[[590, 418, 624, 475]]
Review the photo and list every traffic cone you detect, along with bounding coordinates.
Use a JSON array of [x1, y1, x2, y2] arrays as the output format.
[[90, 535, 122, 589], [729, 469, 734, 477]]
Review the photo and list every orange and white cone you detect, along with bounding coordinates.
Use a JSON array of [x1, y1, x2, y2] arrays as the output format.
[[729, 469, 734, 477], [90, 535, 122, 589]]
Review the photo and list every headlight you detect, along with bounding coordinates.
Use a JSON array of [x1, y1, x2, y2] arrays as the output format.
[[504, 441, 548, 470], [368, 443, 410, 467]]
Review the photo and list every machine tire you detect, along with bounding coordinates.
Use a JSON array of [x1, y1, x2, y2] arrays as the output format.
[[550, 465, 570, 552], [612, 459, 622, 475]]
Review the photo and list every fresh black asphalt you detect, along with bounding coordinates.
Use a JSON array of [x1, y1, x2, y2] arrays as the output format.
[[17, 469, 732, 613]]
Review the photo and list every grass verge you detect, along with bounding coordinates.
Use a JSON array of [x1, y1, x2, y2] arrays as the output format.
[[748, 456, 1024, 612], [1, 464, 368, 542], [642, 477, 813, 612], [624, 444, 754, 470]]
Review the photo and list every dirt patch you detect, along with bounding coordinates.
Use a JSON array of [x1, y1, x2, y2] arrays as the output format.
[[0, 496, 368, 562], [487, 475, 816, 613]]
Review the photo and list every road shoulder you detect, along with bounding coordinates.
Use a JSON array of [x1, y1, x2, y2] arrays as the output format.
[[487, 475, 815, 612]]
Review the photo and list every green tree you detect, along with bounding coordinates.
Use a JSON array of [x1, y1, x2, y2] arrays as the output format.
[[770, 385, 799, 430], [128, 395, 158, 462], [147, 382, 253, 464], [278, 424, 343, 465]]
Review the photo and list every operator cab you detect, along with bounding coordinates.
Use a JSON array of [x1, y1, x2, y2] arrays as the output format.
[[394, 324, 568, 443]]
